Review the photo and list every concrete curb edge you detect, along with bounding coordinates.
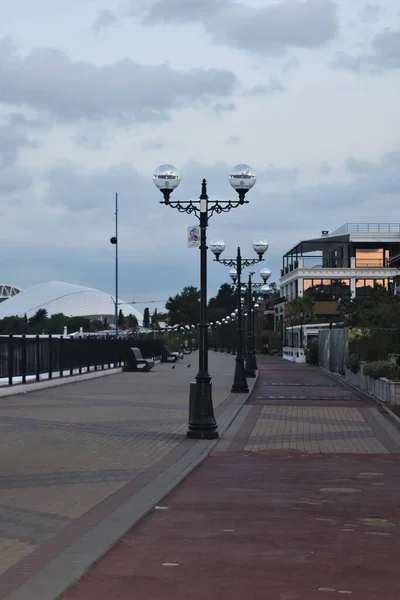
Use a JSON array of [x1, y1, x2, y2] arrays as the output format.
[[0, 368, 124, 398]]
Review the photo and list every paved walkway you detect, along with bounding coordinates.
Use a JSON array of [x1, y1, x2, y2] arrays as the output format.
[[218, 357, 400, 455], [62, 356, 400, 600], [0, 351, 250, 600]]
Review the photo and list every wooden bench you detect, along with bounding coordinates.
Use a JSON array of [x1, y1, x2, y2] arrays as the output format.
[[124, 347, 155, 372]]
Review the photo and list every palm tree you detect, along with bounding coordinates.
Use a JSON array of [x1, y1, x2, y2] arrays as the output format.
[[288, 296, 315, 325]]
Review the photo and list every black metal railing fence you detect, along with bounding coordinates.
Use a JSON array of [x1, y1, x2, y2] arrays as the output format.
[[0, 336, 165, 385]]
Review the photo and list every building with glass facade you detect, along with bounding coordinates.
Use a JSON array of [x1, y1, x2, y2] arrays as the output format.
[[275, 223, 400, 328]]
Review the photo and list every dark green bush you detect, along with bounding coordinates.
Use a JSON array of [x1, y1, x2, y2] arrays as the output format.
[[362, 361, 400, 381], [346, 353, 360, 373]]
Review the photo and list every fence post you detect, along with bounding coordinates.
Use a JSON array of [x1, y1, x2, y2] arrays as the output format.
[[86, 337, 90, 374], [35, 335, 40, 381], [101, 336, 105, 370], [69, 336, 74, 376], [8, 334, 14, 386], [59, 335, 64, 378], [78, 336, 82, 374], [48, 335, 53, 380], [21, 334, 27, 384]]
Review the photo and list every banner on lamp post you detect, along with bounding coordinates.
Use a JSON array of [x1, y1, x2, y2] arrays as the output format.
[[187, 226, 200, 248]]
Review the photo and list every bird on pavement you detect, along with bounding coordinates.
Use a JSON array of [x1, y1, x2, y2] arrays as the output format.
[[171, 365, 175, 369], [187, 364, 191, 368]]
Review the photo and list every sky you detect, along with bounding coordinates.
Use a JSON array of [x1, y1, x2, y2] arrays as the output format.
[[1, 0, 400, 314]]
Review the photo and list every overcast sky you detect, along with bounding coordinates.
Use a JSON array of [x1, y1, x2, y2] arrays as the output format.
[[1, 0, 399, 313]]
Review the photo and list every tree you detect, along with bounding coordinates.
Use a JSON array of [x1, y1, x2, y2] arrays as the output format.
[[47, 313, 68, 334], [143, 307, 150, 328], [127, 314, 138, 329], [166, 286, 200, 326], [269, 281, 278, 294], [28, 308, 49, 333], [0, 316, 26, 335], [118, 309, 125, 329], [29, 308, 48, 325], [208, 283, 237, 322], [288, 296, 316, 324], [339, 290, 400, 328]]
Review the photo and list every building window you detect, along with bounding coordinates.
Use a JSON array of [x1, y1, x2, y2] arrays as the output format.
[[303, 279, 350, 301], [355, 249, 385, 268], [356, 279, 376, 297]]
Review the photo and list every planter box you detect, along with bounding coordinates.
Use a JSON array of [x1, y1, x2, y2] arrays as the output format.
[[344, 367, 400, 406]]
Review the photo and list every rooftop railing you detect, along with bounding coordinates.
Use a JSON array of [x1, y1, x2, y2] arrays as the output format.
[[330, 223, 400, 236]]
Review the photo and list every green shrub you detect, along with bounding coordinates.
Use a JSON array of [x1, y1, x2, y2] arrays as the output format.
[[346, 353, 360, 373], [362, 361, 400, 381], [362, 362, 373, 377]]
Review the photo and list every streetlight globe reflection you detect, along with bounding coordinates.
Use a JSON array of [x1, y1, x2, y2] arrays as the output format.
[[229, 164, 256, 191], [153, 164, 181, 190]]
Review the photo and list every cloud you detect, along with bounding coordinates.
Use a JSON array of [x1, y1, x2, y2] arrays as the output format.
[[282, 150, 400, 215], [319, 163, 333, 175], [359, 4, 382, 24], [140, 139, 168, 150], [141, 0, 339, 56], [0, 37, 238, 123], [331, 28, 400, 72], [0, 117, 37, 195], [225, 135, 241, 145], [244, 78, 286, 96], [93, 9, 118, 31], [211, 102, 236, 117], [3, 149, 400, 304]]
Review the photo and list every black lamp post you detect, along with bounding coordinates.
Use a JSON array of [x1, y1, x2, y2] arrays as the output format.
[[299, 311, 304, 348], [241, 269, 271, 376], [153, 163, 257, 439], [211, 239, 268, 393]]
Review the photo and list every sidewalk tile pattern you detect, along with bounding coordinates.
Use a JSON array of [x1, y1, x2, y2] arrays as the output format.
[[244, 406, 388, 454], [0, 353, 234, 581]]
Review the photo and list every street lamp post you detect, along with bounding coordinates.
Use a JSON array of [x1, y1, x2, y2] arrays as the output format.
[[241, 269, 271, 376], [110, 192, 119, 338], [153, 163, 257, 439], [299, 311, 304, 348], [211, 239, 268, 393]]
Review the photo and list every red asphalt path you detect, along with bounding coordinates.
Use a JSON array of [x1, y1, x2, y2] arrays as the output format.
[[63, 451, 400, 600]]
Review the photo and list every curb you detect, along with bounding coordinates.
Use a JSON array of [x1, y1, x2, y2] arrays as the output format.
[[5, 371, 258, 600], [0, 368, 123, 398]]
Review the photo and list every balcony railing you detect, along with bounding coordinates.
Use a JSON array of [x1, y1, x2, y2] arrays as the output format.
[[302, 257, 350, 268], [355, 259, 388, 268], [281, 256, 391, 277]]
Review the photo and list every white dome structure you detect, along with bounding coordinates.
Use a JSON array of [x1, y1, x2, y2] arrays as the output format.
[[0, 284, 22, 303], [0, 281, 143, 322]]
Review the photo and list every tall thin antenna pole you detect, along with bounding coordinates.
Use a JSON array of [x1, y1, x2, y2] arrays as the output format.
[[115, 192, 119, 338]]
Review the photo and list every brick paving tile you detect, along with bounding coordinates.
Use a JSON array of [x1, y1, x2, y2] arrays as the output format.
[[0, 352, 237, 598], [238, 356, 399, 455], [4, 353, 400, 599], [62, 453, 400, 600]]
